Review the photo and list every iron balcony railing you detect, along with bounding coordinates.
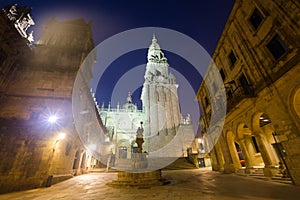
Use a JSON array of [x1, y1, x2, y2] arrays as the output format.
[[226, 86, 255, 112]]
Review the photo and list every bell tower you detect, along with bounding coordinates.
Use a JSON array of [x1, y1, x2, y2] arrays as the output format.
[[141, 35, 181, 142]]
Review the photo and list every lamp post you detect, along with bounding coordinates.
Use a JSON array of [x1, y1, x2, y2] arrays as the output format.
[[272, 132, 295, 185]]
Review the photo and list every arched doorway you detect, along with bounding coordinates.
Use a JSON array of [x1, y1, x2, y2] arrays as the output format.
[[252, 113, 280, 168], [119, 146, 127, 159], [80, 152, 86, 169], [235, 142, 245, 167], [72, 150, 80, 170]]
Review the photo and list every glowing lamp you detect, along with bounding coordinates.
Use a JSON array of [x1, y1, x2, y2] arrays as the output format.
[[57, 132, 66, 141], [48, 115, 58, 123]]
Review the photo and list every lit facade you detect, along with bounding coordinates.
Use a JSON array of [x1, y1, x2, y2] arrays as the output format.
[[197, 0, 300, 184], [97, 37, 197, 166], [0, 4, 97, 193]]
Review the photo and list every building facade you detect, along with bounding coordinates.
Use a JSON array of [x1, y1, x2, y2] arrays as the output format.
[[97, 36, 197, 169], [0, 4, 97, 193], [197, 0, 300, 184]]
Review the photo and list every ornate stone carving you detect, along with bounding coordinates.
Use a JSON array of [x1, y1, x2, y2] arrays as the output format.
[[2, 4, 35, 42]]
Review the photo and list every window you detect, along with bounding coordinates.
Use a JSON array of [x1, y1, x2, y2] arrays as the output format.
[[249, 8, 264, 30], [227, 90, 233, 100], [239, 74, 253, 95], [220, 68, 226, 81], [204, 96, 209, 107], [65, 143, 72, 156], [267, 34, 288, 60], [228, 51, 237, 68]]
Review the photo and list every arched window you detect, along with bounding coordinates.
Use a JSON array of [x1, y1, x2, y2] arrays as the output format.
[[80, 152, 86, 168], [72, 150, 80, 169]]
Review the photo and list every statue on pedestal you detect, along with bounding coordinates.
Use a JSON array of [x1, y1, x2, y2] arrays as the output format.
[[132, 122, 148, 169], [136, 121, 144, 153]]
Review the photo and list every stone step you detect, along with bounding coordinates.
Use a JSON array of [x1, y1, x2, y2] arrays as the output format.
[[271, 179, 293, 185], [249, 173, 264, 176], [89, 167, 118, 173], [248, 175, 270, 181], [89, 168, 106, 173], [271, 174, 292, 184], [163, 157, 197, 170], [113, 157, 197, 171], [249, 172, 264, 176]]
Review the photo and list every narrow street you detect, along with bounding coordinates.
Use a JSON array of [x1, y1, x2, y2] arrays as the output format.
[[1, 168, 299, 200]]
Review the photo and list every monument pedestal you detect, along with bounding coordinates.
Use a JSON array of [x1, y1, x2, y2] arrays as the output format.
[[107, 123, 169, 188], [107, 170, 170, 188]]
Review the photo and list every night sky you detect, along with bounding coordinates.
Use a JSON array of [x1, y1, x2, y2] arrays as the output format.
[[1, 0, 235, 133]]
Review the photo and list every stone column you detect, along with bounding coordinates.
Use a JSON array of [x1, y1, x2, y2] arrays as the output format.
[[238, 138, 255, 171], [220, 135, 236, 173], [254, 133, 278, 177], [211, 141, 224, 171], [243, 135, 259, 173], [227, 139, 242, 169]]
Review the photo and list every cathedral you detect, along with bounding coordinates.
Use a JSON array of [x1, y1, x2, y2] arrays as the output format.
[[97, 36, 197, 170]]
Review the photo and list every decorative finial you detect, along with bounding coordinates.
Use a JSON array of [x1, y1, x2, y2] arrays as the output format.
[[127, 92, 132, 103], [152, 34, 157, 43]]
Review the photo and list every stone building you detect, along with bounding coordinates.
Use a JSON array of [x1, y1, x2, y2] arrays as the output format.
[[0, 4, 97, 193], [197, 0, 300, 184]]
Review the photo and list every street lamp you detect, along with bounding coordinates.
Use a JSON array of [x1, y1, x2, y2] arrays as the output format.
[[48, 115, 58, 123]]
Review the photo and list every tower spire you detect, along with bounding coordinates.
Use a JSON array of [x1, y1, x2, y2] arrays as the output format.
[[127, 92, 132, 103], [152, 34, 157, 43], [147, 35, 167, 63]]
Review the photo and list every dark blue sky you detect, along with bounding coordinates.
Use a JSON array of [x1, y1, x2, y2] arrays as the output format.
[[1, 0, 235, 133], [1, 0, 234, 54]]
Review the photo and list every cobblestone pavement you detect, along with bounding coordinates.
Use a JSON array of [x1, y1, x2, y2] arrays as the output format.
[[0, 168, 300, 200]]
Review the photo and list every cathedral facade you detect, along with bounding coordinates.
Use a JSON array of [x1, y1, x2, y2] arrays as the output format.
[[97, 36, 196, 168]]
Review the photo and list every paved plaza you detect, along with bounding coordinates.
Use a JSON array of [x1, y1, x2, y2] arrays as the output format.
[[0, 168, 299, 200]]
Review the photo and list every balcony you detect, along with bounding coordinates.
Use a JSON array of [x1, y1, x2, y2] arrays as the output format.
[[226, 86, 255, 112]]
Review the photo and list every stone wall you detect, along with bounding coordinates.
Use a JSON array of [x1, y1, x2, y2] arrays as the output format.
[[0, 13, 96, 193]]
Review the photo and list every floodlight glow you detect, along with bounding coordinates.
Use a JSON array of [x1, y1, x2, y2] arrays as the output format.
[[89, 144, 96, 151], [57, 132, 66, 140], [48, 115, 58, 123]]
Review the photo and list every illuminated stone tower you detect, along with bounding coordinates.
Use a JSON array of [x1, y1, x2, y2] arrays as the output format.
[[141, 35, 182, 153]]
